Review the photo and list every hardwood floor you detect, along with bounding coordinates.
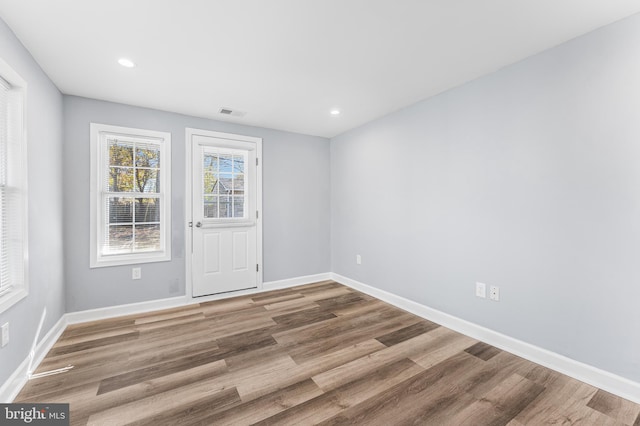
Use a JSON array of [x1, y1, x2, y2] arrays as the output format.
[[14, 281, 640, 425]]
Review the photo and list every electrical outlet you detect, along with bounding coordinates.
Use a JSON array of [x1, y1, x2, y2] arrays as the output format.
[[490, 285, 500, 301], [475, 282, 486, 298], [132, 267, 142, 280], [356, 254, 362, 265], [1, 323, 9, 347]]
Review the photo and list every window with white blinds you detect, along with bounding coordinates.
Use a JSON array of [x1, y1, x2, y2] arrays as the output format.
[[90, 124, 171, 268], [0, 59, 28, 314]]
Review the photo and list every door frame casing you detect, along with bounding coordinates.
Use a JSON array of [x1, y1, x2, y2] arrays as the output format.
[[185, 128, 263, 299]]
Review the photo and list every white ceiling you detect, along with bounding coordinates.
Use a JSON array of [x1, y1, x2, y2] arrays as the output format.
[[1, 1, 640, 138]]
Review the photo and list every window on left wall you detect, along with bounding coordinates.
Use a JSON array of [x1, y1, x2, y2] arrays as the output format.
[[0, 58, 28, 314], [90, 123, 171, 268]]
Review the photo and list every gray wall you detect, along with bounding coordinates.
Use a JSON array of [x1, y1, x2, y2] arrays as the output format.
[[331, 13, 640, 382], [0, 19, 65, 385], [64, 96, 330, 312], [4, 3, 639, 392]]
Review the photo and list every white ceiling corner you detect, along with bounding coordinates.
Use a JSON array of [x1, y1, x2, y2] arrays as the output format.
[[1, 0, 639, 138]]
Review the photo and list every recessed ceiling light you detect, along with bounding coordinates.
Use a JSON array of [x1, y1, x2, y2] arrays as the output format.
[[330, 109, 340, 115], [118, 58, 136, 68]]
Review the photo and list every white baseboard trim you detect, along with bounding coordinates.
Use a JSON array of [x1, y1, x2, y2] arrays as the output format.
[[0, 272, 332, 401], [66, 272, 333, 326], [0, 315, 67, 403], [65, 296, 187, 325], [331, 273, 640, 404], [13, 273, 635, 407], [184, 272, 333, 305], [263, 272, 332, 291]]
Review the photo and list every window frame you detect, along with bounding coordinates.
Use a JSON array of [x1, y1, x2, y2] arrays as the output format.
[[90, 123, 171, 268], [0, 57, 28, 314]]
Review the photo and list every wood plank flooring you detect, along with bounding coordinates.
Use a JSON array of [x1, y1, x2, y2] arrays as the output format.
[[14, 281, 640, 425]]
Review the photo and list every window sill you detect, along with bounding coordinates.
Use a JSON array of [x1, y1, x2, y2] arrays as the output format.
[[0, 287, 28, 314], [90, 252, 171, 268]]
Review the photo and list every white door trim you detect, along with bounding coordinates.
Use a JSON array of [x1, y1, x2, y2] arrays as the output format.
[[185, 128, 263, 299]]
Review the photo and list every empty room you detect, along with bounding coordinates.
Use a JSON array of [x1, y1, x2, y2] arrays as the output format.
[[1, 1, 640, 425]]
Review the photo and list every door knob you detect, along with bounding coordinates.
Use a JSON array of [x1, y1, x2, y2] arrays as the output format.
[[195, 222, 202, 228]]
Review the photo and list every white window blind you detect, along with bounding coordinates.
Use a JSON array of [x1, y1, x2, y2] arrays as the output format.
[[0, 76, 9, 298], [0, 71, 27, 309], [102, 137, 161, 254]]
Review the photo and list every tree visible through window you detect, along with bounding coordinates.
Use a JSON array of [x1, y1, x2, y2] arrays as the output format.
[[106, 139, 161, 253], [90, 124, 171, 267]]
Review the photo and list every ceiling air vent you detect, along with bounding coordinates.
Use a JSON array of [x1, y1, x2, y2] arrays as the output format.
[[218, 107, 246, 117]]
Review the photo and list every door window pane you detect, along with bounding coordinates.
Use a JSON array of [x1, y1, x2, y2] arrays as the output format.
[[203, 172, 218, 194], [218, 174, 233, 195], [233, 155, 244, 173], [203, 154, 219, 172], [204, 196, 218, 218], [232, 174, 244, 195], [233, 196, 244, 217], [219, 154, 233, 173], [202, 148, 248, 219], [219, 196, 231, 218]]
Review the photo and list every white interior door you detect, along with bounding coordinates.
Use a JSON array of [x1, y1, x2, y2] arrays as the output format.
[[190, 131, 261, 296]]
